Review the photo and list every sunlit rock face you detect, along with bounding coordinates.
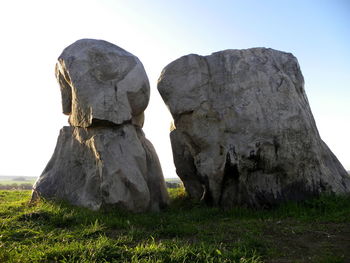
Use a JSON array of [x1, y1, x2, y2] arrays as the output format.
[[158, 48, 350, 208], [56, 38, 149, 128], [33, 39, 168, 212]]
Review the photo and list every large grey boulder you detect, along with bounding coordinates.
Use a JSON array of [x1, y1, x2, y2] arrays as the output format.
[[158, 48, 350, 208], [33, 39, 168, 212]]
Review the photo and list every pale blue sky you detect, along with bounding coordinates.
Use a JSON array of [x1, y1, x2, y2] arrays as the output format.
[[0, 0, 349, 177]]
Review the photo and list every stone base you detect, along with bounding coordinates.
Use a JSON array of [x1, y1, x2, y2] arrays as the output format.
[[33, 124, 169, 212]]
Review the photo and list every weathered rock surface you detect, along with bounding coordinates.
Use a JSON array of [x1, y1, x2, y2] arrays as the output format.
[[158, 48, 350, 208], [33, 125, 168, 212], [56, 39, 150, 128], [33, 39, 168, 212]]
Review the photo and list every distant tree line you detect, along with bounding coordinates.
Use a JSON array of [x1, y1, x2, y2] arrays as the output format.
[[165, 181, 183, 189], [0, 183, 32, 190], [12, 176, 27, 181], [0, 182, 181, 190]]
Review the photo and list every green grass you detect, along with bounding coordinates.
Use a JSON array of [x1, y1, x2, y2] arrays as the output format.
[[0, 189, 349, 262]]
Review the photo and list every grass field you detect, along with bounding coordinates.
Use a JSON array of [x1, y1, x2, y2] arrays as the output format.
[[0, 188, 349, 262]]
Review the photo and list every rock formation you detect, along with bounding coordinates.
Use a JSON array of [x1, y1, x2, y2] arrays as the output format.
[[158, 48, 350, 208], [33, 39, 169, 212]]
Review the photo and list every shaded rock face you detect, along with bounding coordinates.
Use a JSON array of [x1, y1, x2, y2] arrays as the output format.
[[158, 48, 350, 208], [33, 39, 168, 212]]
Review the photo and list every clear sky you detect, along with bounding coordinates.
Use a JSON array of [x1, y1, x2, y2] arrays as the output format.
[[0, 0, 349, 178]]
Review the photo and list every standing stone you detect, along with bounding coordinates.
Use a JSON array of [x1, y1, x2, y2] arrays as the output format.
[[33, 39, 168, 212], [158, 48, 350, 208]]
